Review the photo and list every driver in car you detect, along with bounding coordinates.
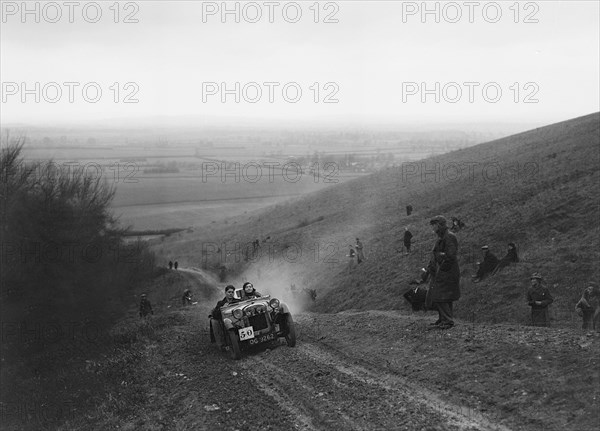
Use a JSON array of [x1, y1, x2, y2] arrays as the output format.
[[210, 285, 241, 347]]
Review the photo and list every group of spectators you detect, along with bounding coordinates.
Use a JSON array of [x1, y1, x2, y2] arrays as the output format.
[[168, 260, 179, 270], [472, 243, 519, 282], [403, 214, 599, 330]]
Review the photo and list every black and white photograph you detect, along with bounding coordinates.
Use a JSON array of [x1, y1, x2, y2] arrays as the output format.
[[1, 1, 599, 430]]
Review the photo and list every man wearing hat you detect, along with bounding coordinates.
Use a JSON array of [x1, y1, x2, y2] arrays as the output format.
[[526, 273, 554, 326], [473, 245, 499, 282], [425, 215, 461, 329], [139, 294, 153, 318]]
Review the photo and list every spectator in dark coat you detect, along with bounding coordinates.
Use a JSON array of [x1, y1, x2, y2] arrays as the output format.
[[492, 242, 519, 275], [575, 282, 600, 330], [168, 261, 173, 269], [406, 205, 413, 216], [403, 227, 413, 254], [139, 294, 153, 317], [425, 215, 460, 329], [355, 238, 365, 264], [347, 246, 356, 272], [473, 246, 499, 282], [527, 273, 554, 326]]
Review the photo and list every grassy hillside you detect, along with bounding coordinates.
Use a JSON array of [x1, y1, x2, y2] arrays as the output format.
[[158, 112, 600, 327]]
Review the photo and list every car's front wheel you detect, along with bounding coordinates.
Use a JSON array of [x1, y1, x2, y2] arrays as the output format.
[[228, 330, 242, 360], [283, 314, 296, 347]]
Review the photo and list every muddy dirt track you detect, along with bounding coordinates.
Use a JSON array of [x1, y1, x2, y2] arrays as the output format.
[[119, 268, 595, 431], [142, 305, 508, 431]]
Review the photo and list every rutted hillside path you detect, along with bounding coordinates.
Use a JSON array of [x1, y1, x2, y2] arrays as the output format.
[[79, 269, 598, 431], [130, 268, 512, 431]]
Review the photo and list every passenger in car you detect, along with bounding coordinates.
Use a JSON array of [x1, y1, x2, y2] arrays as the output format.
[[241, 282, 262, 300]]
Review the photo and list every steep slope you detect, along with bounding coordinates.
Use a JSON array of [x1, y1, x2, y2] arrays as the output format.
[[160, 112, 600, 326]]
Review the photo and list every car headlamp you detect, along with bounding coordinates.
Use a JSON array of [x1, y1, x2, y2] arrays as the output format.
[[232, 309, 243, 319], [269, 298, 280, 309]]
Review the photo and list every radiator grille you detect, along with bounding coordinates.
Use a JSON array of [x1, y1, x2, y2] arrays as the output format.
[[248, 314, 269, 331]]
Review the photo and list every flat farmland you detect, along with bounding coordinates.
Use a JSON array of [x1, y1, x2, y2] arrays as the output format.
[[19, 144, 367, 230], [112, 167, 363, 230]]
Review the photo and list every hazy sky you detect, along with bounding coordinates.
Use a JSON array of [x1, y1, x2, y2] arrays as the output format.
[[1, 1, 599, 126]]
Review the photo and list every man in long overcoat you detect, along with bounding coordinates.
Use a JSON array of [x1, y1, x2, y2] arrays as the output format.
[[425, 215, 461, 329], [527, 273, 554, 326]]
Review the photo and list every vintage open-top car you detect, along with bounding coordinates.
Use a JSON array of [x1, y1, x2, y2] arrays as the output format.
[[209, 295, 296, 360]]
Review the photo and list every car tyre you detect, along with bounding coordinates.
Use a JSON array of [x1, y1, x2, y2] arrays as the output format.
[[228, 330, 242, 360], [284, 314, 296, 347]]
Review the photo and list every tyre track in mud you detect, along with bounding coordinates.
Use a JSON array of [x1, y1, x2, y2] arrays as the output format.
[[241, 339, 512, 431], [178, 269, 511, 430]]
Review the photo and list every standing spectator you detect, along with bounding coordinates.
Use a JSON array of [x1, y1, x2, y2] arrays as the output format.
[[492, 242, 519, 275], [472, 246, 499, 282], [174, 261, 178, 270], [347, 246, 356, 272], [425, 215, 460, 330], [168, 261, 173, 270], [139, 294, 153, 318], [527, 273, 554, 327], [355, 238, 365, 264], [403, 227, 413, 254], [406, 205, 413, 216], [575, 282, 600, 330]]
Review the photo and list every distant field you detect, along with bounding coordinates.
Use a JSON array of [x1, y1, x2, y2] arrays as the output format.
[[112, 171, 363, 230], [19, 144, 368, 230]]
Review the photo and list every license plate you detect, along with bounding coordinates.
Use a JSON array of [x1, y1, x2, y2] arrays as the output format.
[[238, 327, 254, 341], [248, 333, 275, 345]]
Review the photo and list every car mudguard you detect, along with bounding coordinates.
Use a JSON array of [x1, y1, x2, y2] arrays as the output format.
[[278, 302, 291, 314], [222, 318, 235, 331]]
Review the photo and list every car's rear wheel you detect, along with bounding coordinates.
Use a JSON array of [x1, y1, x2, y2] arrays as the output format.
[[228, 330, 242, 360], [284, 314, 296, 347]]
